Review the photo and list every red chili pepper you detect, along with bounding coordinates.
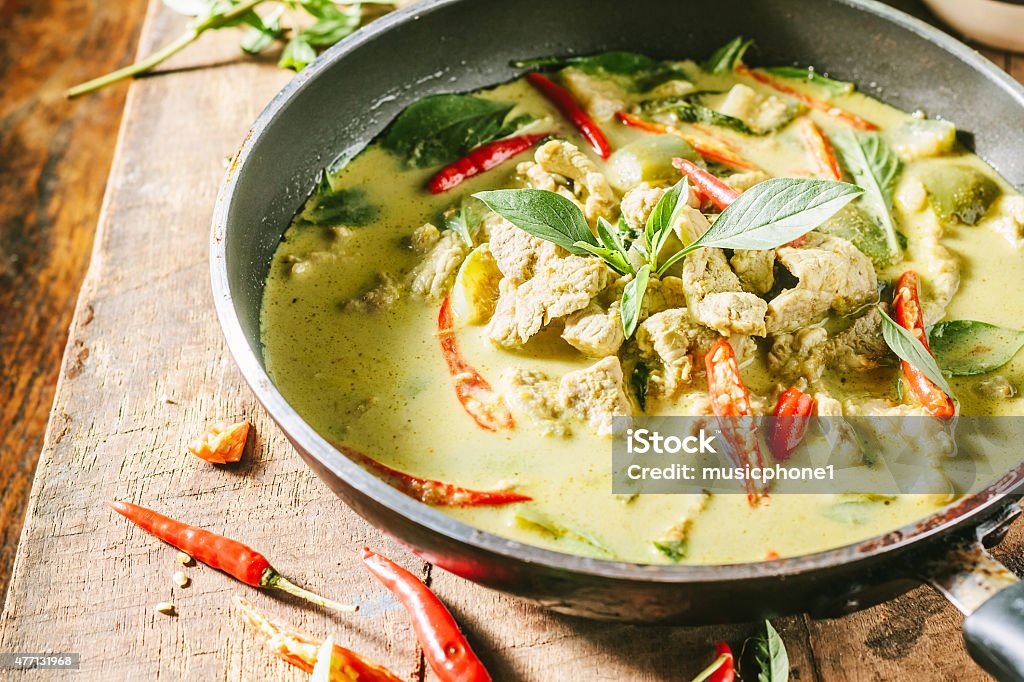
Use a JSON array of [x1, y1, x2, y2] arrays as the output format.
[[616, 111, 759, 171], [707, 642, 736, 682], [704, 339, 766, 504], [892, 271, 956, 418], [361, 548, 492, 682], [527, 72, 611, 158], [736, 64, 878, 131], [768, 386, 816, 462], [333, 443, 531, 507], [108, 501, 356, 612], [428, 133, 550, 193], [764, 550, 781, 561], [235, 597, 402, 682], [671, 157, 740, 210], [438, 297, 515, 431], [798, 118, 843, 180]]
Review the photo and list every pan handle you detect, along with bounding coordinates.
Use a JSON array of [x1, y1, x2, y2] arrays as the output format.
[[921, 503, 1024, 682], [963, 580, 1024, 682]]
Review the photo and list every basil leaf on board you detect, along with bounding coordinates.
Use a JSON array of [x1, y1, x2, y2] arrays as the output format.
[[746, 620, 790, 682], [927, 320, 1024, 376], [637, 96, 755, 135], [644, 177, 689, 268], [657, 178, 863, 274], [296, 173, 379, 228], [474, 189, 598, 254], [512, 51, 689, 92], [383, 95, 526, 169], [300, 7, 360, 47], [832, 130, 903, 260], [879, 307, 957, 402], [763, 66, 854, 96], [703, 36, 753, 74], [621, 265, 651, 338]]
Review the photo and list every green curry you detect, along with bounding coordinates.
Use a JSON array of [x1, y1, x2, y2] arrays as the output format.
[[260, 43, 1024, 564]]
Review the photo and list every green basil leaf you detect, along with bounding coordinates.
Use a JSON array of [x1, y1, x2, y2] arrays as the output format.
[[296, 173, 379, 227], [657, 178, 862, 274], [763, 66, 855, 96], [637, 97, 755, 135], [474, 189, 598, 254], [644, 177, 688, 268], [574, 242, 632, 274], [879, 307, 958, 401], [704, 36, 753, 74], [927, 320, 1024, 376], [653, 539, 686, 561], [832, 130, 903, 258], [279, 35, 317, 71], [621, 265, 651, 338], [596, 217, 634, 274], [512, 51, 689, 92], [748, 621, 789, 682], [445, 199, 484, 248], [514, 509, 612, 557], [382, 94, 525, 169]]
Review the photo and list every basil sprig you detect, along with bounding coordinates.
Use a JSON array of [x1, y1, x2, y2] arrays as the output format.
[[832, 130, 903, 261], [656, 177, 863, 275], [743, 620, 790, 682], [879, 307, 958, 402], [477, 177, 861, 339]]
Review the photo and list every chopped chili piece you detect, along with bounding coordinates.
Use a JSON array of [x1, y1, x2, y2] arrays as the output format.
[[527, 72, 611, 158], [705, 339, 767, 504], [108, 501, 357, 612], [428, 133, 550, 193], [799, 118, 843, 180], [235, 597, 402, 682], [892, 271, 956, 417], [438, 297, 515, 431], [361, 548, 492, 682], [671, 157, 740, 210], [333, 443, 531, 507], [768, 386, 816, 461], [616, 111, 759, 171], [736, 64, 878, 130]]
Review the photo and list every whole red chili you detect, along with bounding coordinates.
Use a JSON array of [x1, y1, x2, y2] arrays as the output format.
[[527, 72, 611, 158], [108, 501, 356, 612], [707, 642, 736, 682], [361, 547, 491, 682], [768, 386, 816, 462], [428, 133, 550, 193]]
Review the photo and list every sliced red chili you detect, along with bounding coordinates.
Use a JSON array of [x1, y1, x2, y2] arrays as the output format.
[[527, 72, 611, 158], [799, 118, 843, 180], [704, 339, 767, 504], [362, 548, 492, 682], [615, 111, 759, 171], [892, 270, 956, 418], [427, 133, 550, 194], [768, 386, 816, 462], [333, 443, 530, 506], [438, 297, 515, 431], [671, 157, 740, 210], [736, 64, 878, 131]]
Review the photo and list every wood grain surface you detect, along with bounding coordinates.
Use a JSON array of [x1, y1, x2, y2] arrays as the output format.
[[0, 2, 1022, 680], [0, 0, 147, 608]]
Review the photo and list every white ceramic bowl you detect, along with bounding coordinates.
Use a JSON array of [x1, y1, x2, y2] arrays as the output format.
[[924, 0, 1024, 52]]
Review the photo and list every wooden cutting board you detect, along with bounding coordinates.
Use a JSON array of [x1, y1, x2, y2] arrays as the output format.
[[1, 2, 1022, 679]]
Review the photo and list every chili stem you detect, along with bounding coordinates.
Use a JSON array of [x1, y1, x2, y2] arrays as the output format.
[[690, 654, 730, 682], [262, 569, 359, 613], [66, 0, 267, 98]]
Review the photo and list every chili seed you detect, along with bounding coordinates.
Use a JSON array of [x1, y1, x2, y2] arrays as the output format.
[[176, 552, 194, 566], [154, 602, 176, 616], [173, 571, 190, 588]]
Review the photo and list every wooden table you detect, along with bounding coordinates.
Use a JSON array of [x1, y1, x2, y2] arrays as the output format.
[[1, 2, 1022, 679]]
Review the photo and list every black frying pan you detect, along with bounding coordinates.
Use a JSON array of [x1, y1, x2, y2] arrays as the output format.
[[210, 0, 1024, 678]]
